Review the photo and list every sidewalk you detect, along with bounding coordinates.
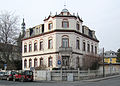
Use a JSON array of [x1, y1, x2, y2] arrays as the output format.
[[83, 74, 120, 82]]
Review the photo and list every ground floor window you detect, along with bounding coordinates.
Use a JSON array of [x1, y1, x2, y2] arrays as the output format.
[[29, 59, 32, 68], [34, 58, 38, 67], [48, 57, 52, 67], [40, 58, 43, 66], [24, 59, 27, 68]]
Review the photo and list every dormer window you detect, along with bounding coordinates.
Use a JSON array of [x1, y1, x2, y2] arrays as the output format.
[[62, 21, 69, 28], [48, 23, 52, 30]]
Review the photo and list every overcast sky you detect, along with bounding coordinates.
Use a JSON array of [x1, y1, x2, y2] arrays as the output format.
[[0, 0, 120, 51]]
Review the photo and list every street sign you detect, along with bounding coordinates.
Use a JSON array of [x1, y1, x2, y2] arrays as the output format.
[[58, 60, 61, 65], [4, 64, 7, 70], [110, 57, 112, 62]]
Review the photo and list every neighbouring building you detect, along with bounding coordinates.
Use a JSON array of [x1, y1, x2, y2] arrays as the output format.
[[22, 8, 99, 70], [104, 50, 117, 64], [104, 50, 120, 72]]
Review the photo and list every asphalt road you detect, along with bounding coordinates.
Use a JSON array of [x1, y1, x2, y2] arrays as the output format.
[[0, 77, 120, 86]]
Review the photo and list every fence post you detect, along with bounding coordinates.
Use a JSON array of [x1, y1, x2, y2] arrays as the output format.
[[60, 68, 62, 81], [78, 68, 80, 81]]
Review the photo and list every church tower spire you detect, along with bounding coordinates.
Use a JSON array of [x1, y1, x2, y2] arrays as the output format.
[[21, 18, 26, 37]]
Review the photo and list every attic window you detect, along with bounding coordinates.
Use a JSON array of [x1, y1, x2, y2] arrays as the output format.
[[48, 23, 52, 30]]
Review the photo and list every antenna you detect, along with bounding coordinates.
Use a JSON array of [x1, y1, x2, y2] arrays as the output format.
[[64, 0, 67, 8]]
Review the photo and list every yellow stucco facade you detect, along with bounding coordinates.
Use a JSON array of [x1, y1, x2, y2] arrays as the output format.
[[104, 58, 117, 63]]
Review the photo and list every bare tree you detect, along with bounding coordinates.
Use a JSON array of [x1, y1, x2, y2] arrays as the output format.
[[83, 54, 102, 70], [0, 11, 19, 44], [0, 11, 20, 69]]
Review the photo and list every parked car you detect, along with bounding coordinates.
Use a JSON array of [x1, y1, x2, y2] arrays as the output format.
[[1, 71, 8, 80], [0, 71, 5, 80], [13, 70, 33, 82], [6, 71, 18, 81]]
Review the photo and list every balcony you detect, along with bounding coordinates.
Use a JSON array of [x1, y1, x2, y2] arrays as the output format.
[[59, 47, 72, 52]]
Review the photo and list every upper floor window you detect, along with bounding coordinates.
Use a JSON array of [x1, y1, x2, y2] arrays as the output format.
[[87, 43, 90, 52], [36, 28, 39, 33], [62, 21, 69, 28], [48, 39, 53, 49], [76, 23, 80, 30], [34, 42, 37, 51], [48, 23, 52, 30], [62, 38, 69, 48], [29, 44, 32, 52], [76, 40, 80, 49], [48, 57, 52, 67], [24, 45, 27, 53], [40, 41, 43, 50], [83, 42, 86, 51]]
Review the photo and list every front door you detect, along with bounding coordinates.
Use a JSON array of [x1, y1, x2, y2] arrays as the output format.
[[62, 56, 69, 69]]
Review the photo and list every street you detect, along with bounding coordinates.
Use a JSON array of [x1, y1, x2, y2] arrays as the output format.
[[0, 77, 120, 86]]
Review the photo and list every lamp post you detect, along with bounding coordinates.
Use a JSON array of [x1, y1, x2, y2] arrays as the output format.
[[103, 48, 105, 77]]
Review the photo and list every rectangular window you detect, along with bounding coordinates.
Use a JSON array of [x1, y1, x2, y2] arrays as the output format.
[[62, 21, 69, 28], [40, 41, 43, 50], [29, 44, 32, 52], [48, 39, 52, 49], [76, 40, 80, 49], [76, 23, 80, 30], [62, 38, 69, 48], [24, 45, 27, 53], [83, 42, 86, 51], [48, 23, 52, 30], [34, 43, 37, 51]]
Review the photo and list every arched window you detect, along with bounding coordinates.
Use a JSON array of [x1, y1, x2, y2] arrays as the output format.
[[24, 59, 27, 68], [62, 35, 69, 48], [34, 41, 38, 51], [76, 39, 80, 49], [40, 40, 43, 50], [24, 44, 27, 53], [87, 43, 90, 52], [83, 41, 86, 51], [29, 59, 32, 68], [95, 46, 97, 54], [48, 22, 53, 30], [40, 58, 43, 66], [48, 37, 53, 49], [91, 45, 94, 53], [48, 57, 52, 67], [34, 58, 38, 67], [29, 42, 32, 52]]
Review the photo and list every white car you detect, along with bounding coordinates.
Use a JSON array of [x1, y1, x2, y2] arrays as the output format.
[[0, 71, 5, 79]]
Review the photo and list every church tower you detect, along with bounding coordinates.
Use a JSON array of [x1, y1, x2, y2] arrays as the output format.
[[21, 18, 26, 38]]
